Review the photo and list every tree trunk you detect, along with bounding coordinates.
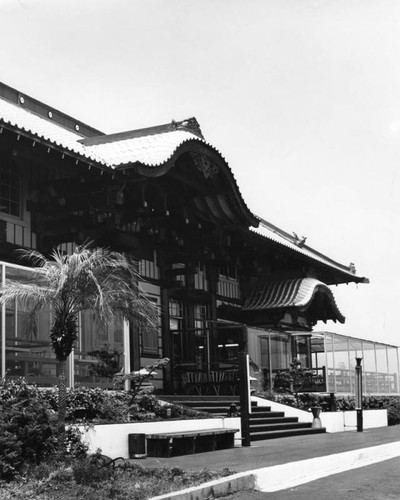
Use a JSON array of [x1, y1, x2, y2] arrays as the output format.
[[57, 358, 67, 452]]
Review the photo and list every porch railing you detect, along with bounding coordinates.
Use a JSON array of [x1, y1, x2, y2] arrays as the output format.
[[181, 370, 239, 395], [272, 367, 327, 393]]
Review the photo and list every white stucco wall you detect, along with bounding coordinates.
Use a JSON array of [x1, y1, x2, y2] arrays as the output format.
[[251, 396, 388, 433], [320, 409, 388, 432], [81, 417, 241, 458], [81, 402, 388, 458]]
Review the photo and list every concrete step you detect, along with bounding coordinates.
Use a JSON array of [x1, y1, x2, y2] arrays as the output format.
[[250, 421, 313, 433], [250, 411, 285, 418], [250, 427, 326, 441], [191, 406, 238, 414], [179, 401, 241, 408], [249, 416, 299, 425], [161, 395, 249, 416], [161, 395, 240, 402], [250, 406, 272, 413]]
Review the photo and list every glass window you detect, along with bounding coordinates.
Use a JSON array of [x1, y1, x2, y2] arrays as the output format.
[[270, 332, 290, 371], [75, 311, 124, 387], [217, 325, 240, 369], [194, 263, 208, 291], [219, 263, 237, 279], [140, 297, 160, 356], [324, 333, 336, 393], [363, 342, 377, 393], [169, 300, 184, 367], [387, 347, 399, 394], [375, 344, 389, 393], [4, 264, 56, 385], [0, 156, 20, 217], [194, 304, 209, 371]]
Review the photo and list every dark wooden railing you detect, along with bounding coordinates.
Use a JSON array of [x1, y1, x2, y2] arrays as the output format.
[[181, 370, 239, 395]]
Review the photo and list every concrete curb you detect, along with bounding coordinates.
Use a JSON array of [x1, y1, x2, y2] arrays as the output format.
[[149, 440, 400, 499], [256, 440, 400, 492], [149, 470, 256, 500]]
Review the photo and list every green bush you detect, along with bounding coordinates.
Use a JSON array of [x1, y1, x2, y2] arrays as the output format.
[[42, 386, 157, 423], [0, 377, 208, 481], [0, 377, 57, 481], [72, 451, 115, 485], [45, 386, 207, 424]]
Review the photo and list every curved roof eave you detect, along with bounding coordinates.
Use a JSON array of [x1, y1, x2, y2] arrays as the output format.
[[250, 223, 368, 285], [243, 277, 346, 324], [297, 279, 346, 324], [112, 137, 259, 227]]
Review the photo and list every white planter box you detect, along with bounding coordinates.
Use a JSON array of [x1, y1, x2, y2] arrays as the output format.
[[81, 417, 241, 459], [251, 396, 388, 432]]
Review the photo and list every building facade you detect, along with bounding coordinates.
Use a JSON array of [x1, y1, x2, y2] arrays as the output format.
[[0, 82, 371, 394]]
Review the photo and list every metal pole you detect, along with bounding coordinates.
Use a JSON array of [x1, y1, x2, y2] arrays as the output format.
[[239, 351, 251, 446], [355, 357, 363, 432], [123, 318, 131, 392], [1, 264, 5, 379]]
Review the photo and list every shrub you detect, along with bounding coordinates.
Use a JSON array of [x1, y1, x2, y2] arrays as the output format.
[[43, 386, 208, 424], [72, 451, 115, 485], [0, 377, 57, 481]]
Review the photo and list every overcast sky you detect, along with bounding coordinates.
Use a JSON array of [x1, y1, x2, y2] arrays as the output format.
[[1, 0, 400, 346]]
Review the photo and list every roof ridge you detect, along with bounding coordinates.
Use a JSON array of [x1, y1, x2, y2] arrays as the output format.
[[253, 220, 367, 282], [0, 81, 103, 138], [79, 117, 204, 147]]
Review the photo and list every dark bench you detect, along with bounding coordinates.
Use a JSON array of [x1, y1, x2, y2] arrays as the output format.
[[146, 428, 239, 458]]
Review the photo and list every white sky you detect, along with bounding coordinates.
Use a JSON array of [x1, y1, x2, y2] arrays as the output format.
[[1, 0, 400, 345]]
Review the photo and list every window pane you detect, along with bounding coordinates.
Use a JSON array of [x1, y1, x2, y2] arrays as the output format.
[[0, 157, 20, 217], [5, 265, 56, 386]]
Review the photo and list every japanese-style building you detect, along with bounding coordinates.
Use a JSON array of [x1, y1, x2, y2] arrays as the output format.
[[0, 81, 377, 395]]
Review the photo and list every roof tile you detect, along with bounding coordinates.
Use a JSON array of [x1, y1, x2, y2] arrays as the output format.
[[84, 130, 204, 167], [0, 97, 106, 165], [243, 277, 345, 323]]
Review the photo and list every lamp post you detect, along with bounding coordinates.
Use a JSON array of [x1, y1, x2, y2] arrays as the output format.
[[355, 357, 363, 432], [238, 351, 251, 446]]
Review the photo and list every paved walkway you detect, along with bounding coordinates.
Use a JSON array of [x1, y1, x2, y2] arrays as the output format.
[[136, 425, 400, 473], [135, 426, 400, 499]]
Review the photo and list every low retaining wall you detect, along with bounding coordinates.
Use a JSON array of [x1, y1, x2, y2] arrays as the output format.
[[320, 409, 388, 432], [81, 417, 241, 459], [251, 396, 388, 432], [81, 400, 388, 458]]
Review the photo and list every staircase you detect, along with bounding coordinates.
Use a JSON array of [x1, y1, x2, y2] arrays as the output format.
[[161, 395, 326, 441], [249, 404, 325, 440], [161, 395, 240, 417]]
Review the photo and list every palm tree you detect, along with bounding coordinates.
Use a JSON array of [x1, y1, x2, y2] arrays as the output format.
[[0, 245, 157, 447]]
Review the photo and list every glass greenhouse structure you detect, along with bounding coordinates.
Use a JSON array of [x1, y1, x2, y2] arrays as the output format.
[[311, 332, 400, 395]]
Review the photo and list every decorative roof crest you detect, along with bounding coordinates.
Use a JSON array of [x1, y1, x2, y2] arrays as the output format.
[[175, 117, 203, 138], [190, 151, 219, 179]]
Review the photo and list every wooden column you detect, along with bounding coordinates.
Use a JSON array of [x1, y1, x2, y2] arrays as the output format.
[[159, 252, 173, 393], [207, 263, 219, 370]]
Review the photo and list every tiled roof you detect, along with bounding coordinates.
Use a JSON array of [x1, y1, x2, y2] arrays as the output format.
[[251, 220, 367, 283], [0, 96, 107, 165], [243, 277, 345, 323], [83, 129, 205, 168], [0, 92, 206, 169], [0, 84, 368, 286]]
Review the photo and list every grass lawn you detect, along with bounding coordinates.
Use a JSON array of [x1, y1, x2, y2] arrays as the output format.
[[0, 457, 234, 500]]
